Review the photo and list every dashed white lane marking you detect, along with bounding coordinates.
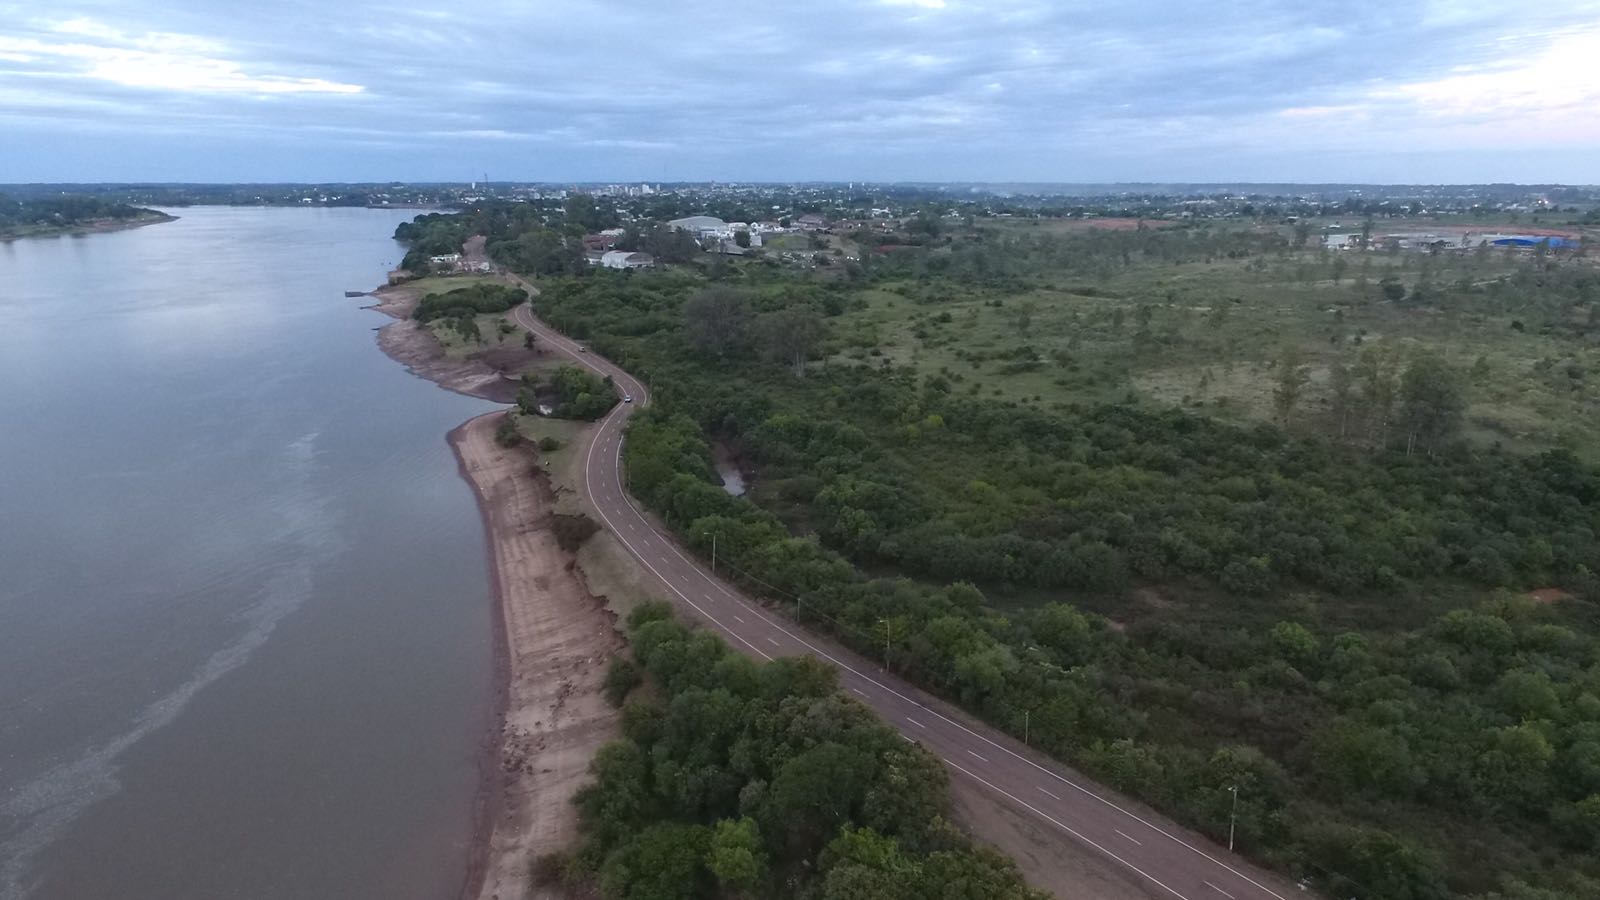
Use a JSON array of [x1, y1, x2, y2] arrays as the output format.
[[1204, 881, 1234, 899], [906, 717, 926, 729], [901, 734, 915, 743], [967, 749, 988, 763], [526, 301, 1259, 900], [940, 757, 1191, 900], [733, 614, 746, 623], [1116, 829, 1143, 846], [1038, 786, 1061, 800], [851, 688, 866, 696], [765, 637, 779, 647]]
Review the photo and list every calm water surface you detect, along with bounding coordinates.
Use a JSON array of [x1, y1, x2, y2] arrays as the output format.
[[0, 208, 498, 900]]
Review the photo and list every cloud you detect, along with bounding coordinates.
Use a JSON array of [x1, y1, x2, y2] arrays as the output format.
[[2, 0, 1599, 182], [1379, 26, 1600, 122], [0, 17, 362, 96]]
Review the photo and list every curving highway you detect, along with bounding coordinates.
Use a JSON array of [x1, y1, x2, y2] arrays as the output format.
[[510, 297, 1304, 900]]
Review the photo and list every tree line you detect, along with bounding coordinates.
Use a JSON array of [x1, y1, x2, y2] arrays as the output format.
[[520, 272, 1600, 898], [0, 194, 158, 236], [551, 602, 1046, 900], [410, 283, 526, 322]]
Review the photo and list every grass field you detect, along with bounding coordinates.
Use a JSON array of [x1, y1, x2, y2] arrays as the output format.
[[831, 228, 1600, 458]]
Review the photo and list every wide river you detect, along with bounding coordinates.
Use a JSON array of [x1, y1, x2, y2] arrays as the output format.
[[0, 208, 498, 900]]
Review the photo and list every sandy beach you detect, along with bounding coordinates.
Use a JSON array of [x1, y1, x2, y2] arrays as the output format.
[[370, 279, 622, 900]]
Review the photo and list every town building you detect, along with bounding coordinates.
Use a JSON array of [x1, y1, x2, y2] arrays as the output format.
[[600, 250, 654, 270], [667, 215, 732, 239]]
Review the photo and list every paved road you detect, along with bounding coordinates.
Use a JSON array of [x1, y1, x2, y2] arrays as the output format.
[[510, 298, 1303, 900]]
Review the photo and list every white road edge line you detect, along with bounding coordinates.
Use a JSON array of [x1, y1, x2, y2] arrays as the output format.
[[602, 471, 1293, 900], [536, 303, 773, 664], [516, 299, 1279, 900], [940, 757, 1189, 900]]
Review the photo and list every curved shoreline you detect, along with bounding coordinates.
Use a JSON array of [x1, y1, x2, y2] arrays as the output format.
[[368, 281, 620, 900], [448, 414, 514, 900]]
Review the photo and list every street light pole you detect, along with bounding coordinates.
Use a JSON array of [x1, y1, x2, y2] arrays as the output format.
[[1024, 709, 1030, 746], [702, 531, 717, 574], [1227, 785, 1239, 852]]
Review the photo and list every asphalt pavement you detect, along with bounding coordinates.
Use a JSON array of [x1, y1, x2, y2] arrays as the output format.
[[510, 299, 1305, 900]]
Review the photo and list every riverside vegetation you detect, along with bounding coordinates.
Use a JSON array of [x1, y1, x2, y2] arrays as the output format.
[[551, 602, 1045, 900], [0, 194, 169, 239], [400, 208, 1600, 899]]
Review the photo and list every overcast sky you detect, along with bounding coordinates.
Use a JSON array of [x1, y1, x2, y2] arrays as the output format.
[[3, 0, 1599, 184]]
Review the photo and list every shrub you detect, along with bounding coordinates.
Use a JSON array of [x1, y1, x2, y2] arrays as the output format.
[[551, 513, 601, 551]]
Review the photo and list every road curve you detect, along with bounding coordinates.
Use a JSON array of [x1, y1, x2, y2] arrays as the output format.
[[510, 297, 1303, 900]]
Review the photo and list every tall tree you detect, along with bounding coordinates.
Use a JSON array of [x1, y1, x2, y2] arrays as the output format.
[[1354, 346, 1402, 446], [1399, 353, 1467, 456], [1328, 358, 1355, 440], [757, 308, 826, 377], [1272, 345, 1311, 427], [683, 286, 751, 359]]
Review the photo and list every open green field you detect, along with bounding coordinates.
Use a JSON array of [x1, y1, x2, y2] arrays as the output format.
[[425, 310, 524, 358], [833, 226, 1600, 459]]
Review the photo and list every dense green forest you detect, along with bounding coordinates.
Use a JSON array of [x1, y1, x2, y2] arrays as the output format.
[[0, 194, 164, 238], [555, 602, 1046, 900], [410, 283, 526, 322], [521, 267, 1600, 899], [396, 204, 1600, 897]]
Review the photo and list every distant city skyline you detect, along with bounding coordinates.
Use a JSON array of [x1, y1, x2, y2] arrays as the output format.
[[3, 1, 1599, 184]]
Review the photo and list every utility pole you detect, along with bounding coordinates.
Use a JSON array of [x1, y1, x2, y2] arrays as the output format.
[[1227, 785, 1239, 852]]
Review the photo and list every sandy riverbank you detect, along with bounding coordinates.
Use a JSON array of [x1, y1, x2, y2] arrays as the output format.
[[368, 279, 622, 900], [370, 282, 525, 402]]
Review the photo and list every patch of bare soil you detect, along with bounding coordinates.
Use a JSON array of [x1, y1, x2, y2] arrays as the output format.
[[452, 413, 623, 900]]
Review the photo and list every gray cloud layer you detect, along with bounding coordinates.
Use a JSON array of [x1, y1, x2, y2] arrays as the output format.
[[3, 0, 1598, 182]]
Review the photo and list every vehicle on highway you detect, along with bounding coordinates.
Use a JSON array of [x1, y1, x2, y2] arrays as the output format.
[[623, 395, 633, 403]]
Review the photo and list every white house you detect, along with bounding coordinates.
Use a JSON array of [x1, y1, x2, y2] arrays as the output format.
[[667, 215, 731, 239], [600, 250, 654, 270]]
